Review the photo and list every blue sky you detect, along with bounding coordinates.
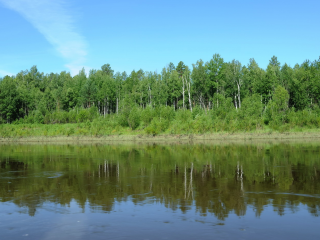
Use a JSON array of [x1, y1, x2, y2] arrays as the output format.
[[0, 0, 319, 77]]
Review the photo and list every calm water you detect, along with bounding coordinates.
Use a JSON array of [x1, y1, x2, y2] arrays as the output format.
[[0, 142, 319, 240]]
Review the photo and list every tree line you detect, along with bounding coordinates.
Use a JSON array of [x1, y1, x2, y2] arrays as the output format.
[[1, 54, 320, 132]]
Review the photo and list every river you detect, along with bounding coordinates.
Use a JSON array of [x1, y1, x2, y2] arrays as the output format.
[[0, 142, 319, 239]]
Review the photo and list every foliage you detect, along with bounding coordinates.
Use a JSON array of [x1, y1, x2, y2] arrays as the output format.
[[0, 57, 320, 134]]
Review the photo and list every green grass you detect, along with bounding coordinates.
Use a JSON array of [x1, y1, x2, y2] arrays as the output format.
[[1, 121, 320, 143], [1, 106, 320, 141]]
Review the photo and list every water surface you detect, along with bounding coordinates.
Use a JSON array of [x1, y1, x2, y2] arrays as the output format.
[[0, 142, 319, 240]]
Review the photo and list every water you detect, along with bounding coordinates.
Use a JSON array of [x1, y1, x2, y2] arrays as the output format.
[[0, 142, 319, 240]]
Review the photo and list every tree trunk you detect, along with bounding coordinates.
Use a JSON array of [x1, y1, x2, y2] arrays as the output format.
[[116, 98, 118, 114], [237, 83, 241, 108], [107, 98, 109, 115], [234, 95, 238, 109], [182, 76, 185, 109], [148, 85, 152, 106], [186, 79, 192, 112]]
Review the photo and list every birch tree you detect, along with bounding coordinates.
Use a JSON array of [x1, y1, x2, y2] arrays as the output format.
[[183, 69, 192, 112]]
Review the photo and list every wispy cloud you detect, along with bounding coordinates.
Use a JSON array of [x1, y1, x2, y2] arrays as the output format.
[[0, 69, 15, 77], [0, 0, 88, 75]]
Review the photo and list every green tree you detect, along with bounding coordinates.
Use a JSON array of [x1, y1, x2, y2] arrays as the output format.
[[81, 70, 97, 108], [101, 64, 114, 77], [192, 59, 208, 109], [176, 61, 186, 78], [0, 76, 21, 122], [267, 85, 290, 124], [206, 53, 225, 101], [224, 60, 243, 109]]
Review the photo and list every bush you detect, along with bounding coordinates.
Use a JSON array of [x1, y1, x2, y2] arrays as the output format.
[[68, 109, 78, 123], [77, 109, 89, 123], [145, 118, 169, 135], [191, 106, 204, 119], [140, 106, 155, 127], [159, 106, 175, 122], [193, 114, 212, 133], [175, 109, 192, 123], [66, 127, 75, 136], [128, 107, 141, 130], [239, 94, 263, 120]]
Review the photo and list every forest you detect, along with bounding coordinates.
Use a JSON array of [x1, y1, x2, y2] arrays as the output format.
[[1, 54, 320, 136]]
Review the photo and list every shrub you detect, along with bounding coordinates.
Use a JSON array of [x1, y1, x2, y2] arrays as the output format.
[[145, 118, 169, 135], [128, 107, 141, 130], [175, 109, 192, 123], [77, 109, 89, 123], [140, 106, 155, 127]]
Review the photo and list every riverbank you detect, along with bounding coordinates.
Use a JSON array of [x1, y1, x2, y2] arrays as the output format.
[[1, 130, 320, 144]]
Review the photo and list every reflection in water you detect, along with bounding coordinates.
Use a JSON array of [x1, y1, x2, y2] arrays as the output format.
[[0, 143, 320, 239], [0, 143, 319, 219]]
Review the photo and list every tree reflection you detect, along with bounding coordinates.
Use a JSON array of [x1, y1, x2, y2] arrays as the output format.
[[0, 143, 319, 219]]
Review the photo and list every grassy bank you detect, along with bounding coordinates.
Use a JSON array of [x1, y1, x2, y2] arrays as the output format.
[[1, 122, 320, 143]]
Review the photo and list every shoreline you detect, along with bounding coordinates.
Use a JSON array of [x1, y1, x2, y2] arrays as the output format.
[[1, 131, 320, 144]]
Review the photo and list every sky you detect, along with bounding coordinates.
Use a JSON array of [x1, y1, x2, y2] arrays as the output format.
[[0, 0, 319, 77]]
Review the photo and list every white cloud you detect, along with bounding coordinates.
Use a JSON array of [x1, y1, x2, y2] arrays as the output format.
[[0, 0, 88, 75], [0, 69, 15, 77]]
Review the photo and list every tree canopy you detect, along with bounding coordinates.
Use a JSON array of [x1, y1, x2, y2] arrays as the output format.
[[1, 55, 320, 132]]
